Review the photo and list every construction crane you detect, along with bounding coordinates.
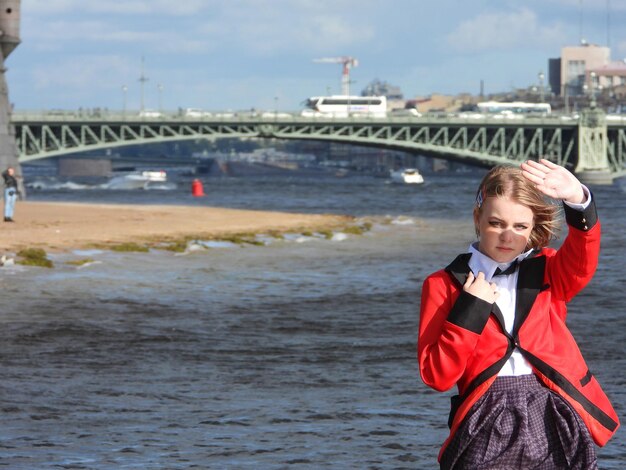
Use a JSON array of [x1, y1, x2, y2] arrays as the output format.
[[313, 56, 358, 96]]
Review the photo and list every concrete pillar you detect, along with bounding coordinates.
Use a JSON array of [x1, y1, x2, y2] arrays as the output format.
[[0, 1, 22, 195], [575, 107, 614, 185], [0, 51, 22, 196]]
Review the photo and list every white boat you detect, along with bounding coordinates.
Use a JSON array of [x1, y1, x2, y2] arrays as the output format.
[[390, 168, 424, 184], [106, 170, 167, 189]]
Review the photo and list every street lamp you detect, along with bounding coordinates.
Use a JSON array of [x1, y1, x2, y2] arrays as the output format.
[[589, 72, 597, 108], [538, 71, 545, 102], [122, 85, 128, 115], [139, 56, 148, 113], [346, 79, 356, 117], [157, 83, 164, 112]]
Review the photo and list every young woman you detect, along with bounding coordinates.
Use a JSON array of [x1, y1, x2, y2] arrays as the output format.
[[418, 160, 619, 469]]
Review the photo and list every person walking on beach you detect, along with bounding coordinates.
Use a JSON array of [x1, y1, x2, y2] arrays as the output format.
[[418, 159, 619, 469], [2, 166, 18, 222]]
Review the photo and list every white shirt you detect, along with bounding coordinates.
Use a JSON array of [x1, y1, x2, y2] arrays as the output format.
[[467, 186, 592, 376], [467, 244, 535, 376]]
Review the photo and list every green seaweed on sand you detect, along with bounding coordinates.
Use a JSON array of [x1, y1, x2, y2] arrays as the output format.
[[110, 242, 150, 253], [17, 248, 54, 268], [317, 229, 334, 240], [160, 240, 189, 252], [66, 258, 95, 266], [214, 233, 265, 246]]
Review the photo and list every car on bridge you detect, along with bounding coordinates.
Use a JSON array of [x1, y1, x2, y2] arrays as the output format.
[[184, 108, 212, 118], [390, 108, 422, 117], [138, 109, 162, 118]]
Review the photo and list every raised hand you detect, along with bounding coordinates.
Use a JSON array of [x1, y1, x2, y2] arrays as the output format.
[[463, 271, 499, 304], [520, 159, 585, 204]]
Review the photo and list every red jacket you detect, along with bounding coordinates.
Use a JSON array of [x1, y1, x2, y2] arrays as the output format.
[[418, 200, 619, 460]]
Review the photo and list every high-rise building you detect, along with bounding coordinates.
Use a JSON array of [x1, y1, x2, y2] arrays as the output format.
[[560, 42, 610, 96], [548, 58, 561, 96]]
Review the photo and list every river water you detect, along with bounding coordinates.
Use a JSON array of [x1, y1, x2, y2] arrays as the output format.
[[0, 172, 624, 469]]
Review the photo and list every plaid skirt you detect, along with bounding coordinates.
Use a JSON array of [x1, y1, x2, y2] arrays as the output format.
[[440, 374, 597, 470]]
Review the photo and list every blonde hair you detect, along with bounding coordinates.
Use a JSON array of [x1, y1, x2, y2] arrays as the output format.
[[474, 165, 560, 250]]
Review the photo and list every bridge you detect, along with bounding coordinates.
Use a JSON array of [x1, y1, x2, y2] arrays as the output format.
[[10, 109, 626, 183]]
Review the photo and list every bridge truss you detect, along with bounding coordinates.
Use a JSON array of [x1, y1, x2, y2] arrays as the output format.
[[10, 114, 626, 178]]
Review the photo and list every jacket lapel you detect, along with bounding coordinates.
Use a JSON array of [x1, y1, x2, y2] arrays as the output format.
[[445, 253, 507, 332], [513, 253, 546, 335], [445, 253, 472, 287]]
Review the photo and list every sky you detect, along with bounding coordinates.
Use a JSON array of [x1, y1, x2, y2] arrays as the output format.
[[5, 0, 626, 113]]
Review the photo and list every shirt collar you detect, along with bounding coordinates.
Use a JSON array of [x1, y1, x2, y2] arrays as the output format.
[[467, 243, 534, 280]]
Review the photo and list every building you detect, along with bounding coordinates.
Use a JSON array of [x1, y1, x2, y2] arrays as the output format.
[[554, 42, 610, 96], [587, 60, 626, 90], [361, 79, 403, 100], [548, 58, 562, 96], [361, 79, 404, 110], [407, 93, 474, 113]]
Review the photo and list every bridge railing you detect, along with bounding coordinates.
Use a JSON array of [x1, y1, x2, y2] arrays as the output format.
[[10, 109, 604, 125]]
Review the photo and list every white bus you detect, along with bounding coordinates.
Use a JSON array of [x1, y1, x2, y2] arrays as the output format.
[[476, 101, 551, 116], [301, 95, 387, 118]]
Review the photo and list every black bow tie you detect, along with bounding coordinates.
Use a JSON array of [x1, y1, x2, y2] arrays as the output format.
[[493, 261, 518, 277]]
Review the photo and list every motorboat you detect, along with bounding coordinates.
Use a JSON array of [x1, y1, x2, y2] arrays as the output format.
[[106, 170, 167, 189], [390, 168, 424, 184]]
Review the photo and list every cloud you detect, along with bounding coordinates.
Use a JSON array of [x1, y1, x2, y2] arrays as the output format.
[[446, 8, 566, 53], [22, 0, 376, 57], [22, 18, 213, 55], [30, 55, 132, 91], [17, 54, 329, 110], [540, 0, 626, 11], [231, 14, 374, 55], [192, 1, 376, 56], [25, 0, 207, 15]]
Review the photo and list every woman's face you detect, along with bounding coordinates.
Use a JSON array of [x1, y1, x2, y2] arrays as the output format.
[[475, 195, 534, 263]]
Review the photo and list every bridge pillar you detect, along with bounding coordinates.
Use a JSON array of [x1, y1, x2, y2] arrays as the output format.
[[258, 124, 276, 138], [575, 106, 613, 185]]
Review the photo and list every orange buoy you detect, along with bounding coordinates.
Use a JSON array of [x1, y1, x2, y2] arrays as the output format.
[[191, 178, 205, 197]]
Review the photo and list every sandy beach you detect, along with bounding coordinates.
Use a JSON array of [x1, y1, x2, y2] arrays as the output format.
[[0, 201, 352, 253]]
